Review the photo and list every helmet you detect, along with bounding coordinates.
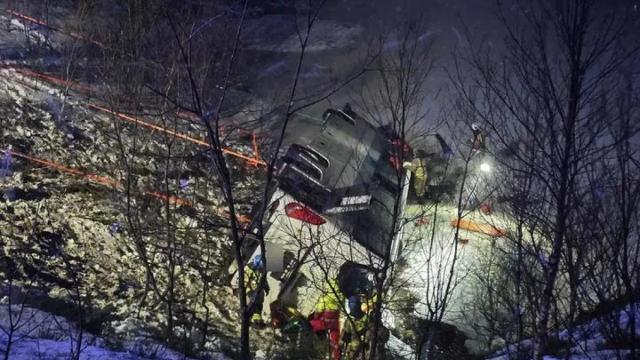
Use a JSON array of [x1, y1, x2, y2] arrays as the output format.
[[471, 123, 480, 131], [251, 254, 265, 269]]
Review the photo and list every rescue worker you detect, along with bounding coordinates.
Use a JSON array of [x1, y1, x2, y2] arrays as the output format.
[[471, 123, 486, 153], [244, 255, 268, 326], [403, 149, 428, 199], [362, 294, 390, 358], [341, 295, 369, 359], [270, 302, 308, 334], [309, 279, 344, 360]]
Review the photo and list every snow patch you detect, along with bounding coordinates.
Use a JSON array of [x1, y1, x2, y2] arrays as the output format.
[[488, 303, 640, 359], [5, 16, 49, 45], [0, 305, 230, 360]]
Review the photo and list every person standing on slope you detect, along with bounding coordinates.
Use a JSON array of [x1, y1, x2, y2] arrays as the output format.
[[403, 149, 428, 200], [244, 255, 269, 326]]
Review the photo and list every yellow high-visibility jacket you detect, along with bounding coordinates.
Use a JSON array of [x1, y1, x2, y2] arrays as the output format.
[[315, 279, 343, 312], [341, 313, 370, 356], [244, 266, 260, 292], [403, 158, 427, 197]]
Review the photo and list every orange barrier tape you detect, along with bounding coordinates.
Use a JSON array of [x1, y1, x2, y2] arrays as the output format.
[[7, 150, 86, 177], [89, 104, 266, 167], [0, 148, 192, 207], [88, 104, 209, 146], [176, 111, 263, 168], [7, 66, 265, 168], [14, 67, 93, 94], [0, 150, 251, 225], [450, 218, 508, 238], [84, 174, 122, 189], [215, 207, 251, 225], [6, 10, 104, 48], [2, 148, 251, 224], [145, 190, 191, 207]]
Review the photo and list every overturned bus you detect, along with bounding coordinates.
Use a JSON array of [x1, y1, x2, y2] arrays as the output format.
[[242, 105, 412, 318]]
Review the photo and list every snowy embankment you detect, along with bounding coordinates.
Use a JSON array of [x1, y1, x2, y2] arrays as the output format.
[[0, 14, 255, 356], [488, 303, 640, 360], [0, 304, 232, 360]]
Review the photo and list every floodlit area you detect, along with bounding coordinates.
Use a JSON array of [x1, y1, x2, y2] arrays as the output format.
[[398, 169, 514, 343]]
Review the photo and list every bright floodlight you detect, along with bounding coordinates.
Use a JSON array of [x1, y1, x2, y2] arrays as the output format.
[[480, 162, 491, 173]]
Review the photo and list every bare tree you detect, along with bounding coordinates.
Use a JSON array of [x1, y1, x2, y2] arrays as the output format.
[[96, 0, 382, 358], [160, 2, 327, 357], [338, 19, 478, 360], [576, 78, 640, 359], [0, 248, 40, 360], [451, 0, 640, 357]]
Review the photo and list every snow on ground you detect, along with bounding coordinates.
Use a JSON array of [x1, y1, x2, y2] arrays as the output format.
[[2, 336, 189, 360], [0, 304, 233, 360], [399, 192, 639, 359], [487, 303, 640, 360], [0, 48, 256, 358], [399, 170, 507, 318], [386, 333, 416, 359], [8, 17, 49, 45]]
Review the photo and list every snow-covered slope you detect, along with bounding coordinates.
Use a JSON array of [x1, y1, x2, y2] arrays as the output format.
[[0, 304, 232, 360], [488, 303, 640, 360]]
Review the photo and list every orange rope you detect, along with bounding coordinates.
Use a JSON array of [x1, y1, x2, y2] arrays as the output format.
[[88, 104, 210, 146], [176, 110, 264, 168], [0, 148, 194, 207], [7, 150, 86, 177], [3, 72, 256, 222], [144, 190, 191, 207], [6, 10, 105, 48], [2, 148, 251, 224], [14, 67, 93, 94], [6, 66, 266, 168], [89, 104, 266, 167], [215, 207, 251, 225]]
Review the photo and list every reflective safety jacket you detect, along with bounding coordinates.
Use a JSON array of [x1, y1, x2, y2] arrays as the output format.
[[404, 158, 428, 197], [341, 314, 370, 357], [244, 266, 260, 292], [315, 279, 343, 312]]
